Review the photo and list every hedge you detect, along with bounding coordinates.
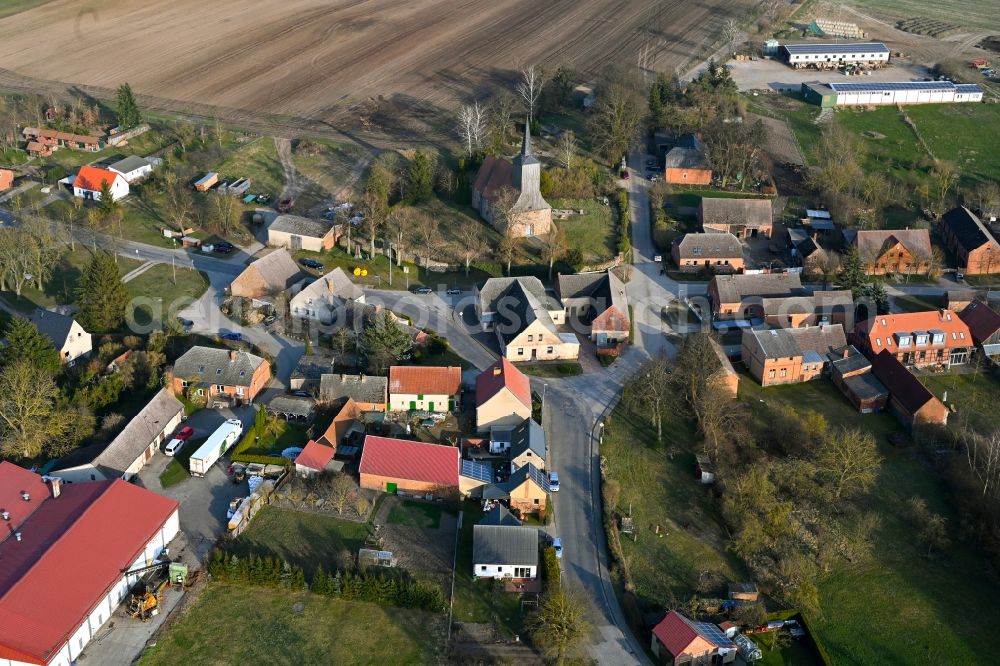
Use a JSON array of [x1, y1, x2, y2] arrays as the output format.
[[542, 546, 561, 589], [616, 188, 632, 254], [230, 408, 288, 466]]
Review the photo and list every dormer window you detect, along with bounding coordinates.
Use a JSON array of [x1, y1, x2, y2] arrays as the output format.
[[876, 338, 882, 347], [895, 333, 912, 348], [217, 369, 223, 375], [198, 366, 204, 372]]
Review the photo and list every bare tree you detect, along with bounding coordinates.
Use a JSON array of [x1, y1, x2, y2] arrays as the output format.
[[541, 222, 568, 280], [814, 427, 882, 500], [626, 355, 673, 449], [385, 206, 412, 266], [964, 430, 1000, 499], [211, 193, 241, 236], [930, 160, 959, 208], [489, 90, 517, 149], [410, 210, 441, 273], [458, 102, 488, 156], [975, 181, 1000, 220], [516, 64, 546, 123], [360, 190, 387, 260], [21, 217, 63, 290], [458, 222, 490, 277], [908, 496, 950, 557], [587, 82, 644, 164], [723, 18, 742, 56], [162, 171, 194, 233], [558, 130, 577, 169], [490, 186, 521, 274], [328, 473, 355, 515]]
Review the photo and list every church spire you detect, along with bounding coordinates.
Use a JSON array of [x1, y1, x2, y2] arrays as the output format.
[[521, 118, 533, 157]]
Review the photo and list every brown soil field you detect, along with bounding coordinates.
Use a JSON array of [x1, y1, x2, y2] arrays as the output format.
[[0, 0, 749, 127]]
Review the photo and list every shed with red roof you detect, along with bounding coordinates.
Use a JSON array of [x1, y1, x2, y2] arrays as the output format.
[[650, 609, 737, 665], [72, 165, 129, 202], [475, 358, 532, 432], [0, 462, 179, 666], [359, 436, 459, 498], [295, 440, 337, 478]]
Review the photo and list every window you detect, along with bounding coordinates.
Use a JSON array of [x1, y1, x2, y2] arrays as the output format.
[[181, 380, 189, 387], [768, 369, 775, 379], [527, 334, 533, 342], [517, 348, 524, 355], [216, 368, 222, 375], [196, 389, 204, 396], [780, 368, 787, 378], [547, 346, 553, 354], [216, 384, 225, 391], [240, 371, 245, 377], [237, 387, 245, 396], [876, 338, 882, 347], [960, 332, 966, 339], [533, 498, 540, 505], [915, 334, 928, 346], [481, 565, 487, 571], [198, 365, 204, 372]]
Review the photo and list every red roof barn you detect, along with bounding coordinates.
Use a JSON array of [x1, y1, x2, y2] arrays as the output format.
[[359, 436, 459, 498], [650, 610, 737, 665]]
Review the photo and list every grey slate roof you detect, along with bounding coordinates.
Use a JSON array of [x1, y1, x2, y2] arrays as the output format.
[[480, 278, 561, 344], [29, 309, 80, 347], [843, 372, 889, 401], [940, 206, 998, 254], [827, 345, 871, 375], [55, 389, 183, 477], [270, 214, 335, 239], [502, 462, 549, 494], [665, 146, 710, 170], [266, 395, 316, 417], [712, 273, 804, 304], [173, 346, 266, 388], [291, 355, 335, 381], [319, 373, 388, 404], [852, 229, 932, 259], [676, 233, 743, 259], [479, 504, 522, 526], [473, 524, 539, 567], [510, 419, 546, 462], [744, 324, 846, 360], [478, 276, 552, 314], [557, 270, 628, 319], [291, 267, 363, 305], [700, 197, 773, 229], [108, 155, 151, 174]]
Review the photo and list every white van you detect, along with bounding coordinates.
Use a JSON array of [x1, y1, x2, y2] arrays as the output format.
[[164, 438, 186, 456], [548, 471, 560, 492]]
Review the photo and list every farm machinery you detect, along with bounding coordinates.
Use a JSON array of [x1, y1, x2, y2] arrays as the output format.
[[123, 560, 189, 622]]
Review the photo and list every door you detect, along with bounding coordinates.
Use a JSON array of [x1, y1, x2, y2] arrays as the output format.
[[409, 400, 417, 410], [428, 401, 435, 412], [291, 235, 302, 250], [387, 482, 397, 494]]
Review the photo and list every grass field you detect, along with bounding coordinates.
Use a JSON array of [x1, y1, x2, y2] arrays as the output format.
[[845, 0, 1000, 31], [837, 107, 930, 182], [905, 104, 1000, 186], [386, 500, 443, 528], [236, 421, 310, 458], [604, 369, 1000, 664], [215, 137, 285, 197], [921, 371, 1000, 434], [136, 583, 447, 666], [292, 140, 367, 198], [126, 264, 209, 328], [550, 198, 616, 263]]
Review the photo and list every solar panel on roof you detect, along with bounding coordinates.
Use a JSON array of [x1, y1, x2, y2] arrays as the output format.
[[956, 84, 983, 93], [693, 621, 737, 647], [783, 42, 889, 55], [461, 459, 492, 483], [827, 81, 957, 92]]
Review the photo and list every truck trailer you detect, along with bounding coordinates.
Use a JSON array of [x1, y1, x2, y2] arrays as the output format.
[[188, 418, 244, 477], [194, 172, 218, 192]]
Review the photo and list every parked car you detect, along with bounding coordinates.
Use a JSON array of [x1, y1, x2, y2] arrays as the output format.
[[214, 241, 234, 254], [176, 317, 194, 330], [222, 332, 243, 342], [552, 537, 563, 558], [549, 471, 560, 492], [300, 258, 324, 270], [645, 158, 657, 167], [164, 438, 186, 456], [263, 315, 276, 325], [445, 288, 461, 295], [292, 390, 311, 398], [411, 286, 432, 294], [175, 426, 194, 441]]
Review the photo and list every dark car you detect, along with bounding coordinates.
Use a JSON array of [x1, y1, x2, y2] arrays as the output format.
[[300, 258, 324, 270], [214, 241, 235, 254], [221, 332, 242, 342], [292, 390, 311, 398], [411, 286, 432, 294], [445, 288, 461, 295]]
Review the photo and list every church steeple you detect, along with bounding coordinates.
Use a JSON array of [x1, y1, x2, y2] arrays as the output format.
[[521, 119, 533, 157]]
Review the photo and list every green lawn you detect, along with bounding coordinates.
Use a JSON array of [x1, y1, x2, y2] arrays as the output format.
[[891, 293, 940, 313], [550, 198, 616, 263], [452, 504, 526, 636], [905, 104, 1000, 186], [158, 437, 203, 488], [136, 583, 447, 666], [126, 263, 209, 328], [228, 507, 370, 576], [519, 362, 583, 378], [386, 500, 443, 528], [215, 137, 285, 196], [921, 371, 1000, 435], [240, 421, 310, 457], [837, 107, 931, 183], [292, 139, 367, 199], [745, 94, 823, 166]]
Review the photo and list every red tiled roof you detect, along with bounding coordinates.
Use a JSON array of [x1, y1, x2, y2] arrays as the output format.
[[476, 358, 531, 409], [474, 155, 514, 203], [296, 440, 336, 471], [0, 464, 178, 664], [856, 310, 970, 350], [75, 165, 121, 192], [359, 436, 459, 487], [651, 610, 700, 657], [959, 301, 1000, 344], [389, 366, 462, 396], [319, 398, 361, 447]]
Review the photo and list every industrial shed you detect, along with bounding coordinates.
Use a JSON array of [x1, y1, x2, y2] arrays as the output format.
[[802, 81, 983, 107], [781, 42, 890, 68]]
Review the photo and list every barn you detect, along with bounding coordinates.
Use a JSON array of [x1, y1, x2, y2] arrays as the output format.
[[781, 42, 890, 68]]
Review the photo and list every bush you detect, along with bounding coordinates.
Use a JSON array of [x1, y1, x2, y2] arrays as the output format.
[[542, 546, 561, 589], [556, 363, 583, 376], [599, 354, 616, 367]]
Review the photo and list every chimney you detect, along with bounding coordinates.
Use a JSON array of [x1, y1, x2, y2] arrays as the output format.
[[1, 510, 9, 521], [20, 491, 30, 502], [493, 366, 502, 376], [14, 532, 22, 542], [49, 477, 61, 499], [230, 350, 238, 361]]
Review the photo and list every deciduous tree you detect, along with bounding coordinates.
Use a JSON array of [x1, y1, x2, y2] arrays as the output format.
[[626, 355, 672, 449], [0, 361, 77, 459], [527, 591, 588, 665], [541, 223, 568, 281], [490, 187, 521, 275], [908, 496, 950, 557], [458, 102, 488, 156], [814, 427, 882, 500], [516, 64, 546, 123], [587, 82, 644, 164]]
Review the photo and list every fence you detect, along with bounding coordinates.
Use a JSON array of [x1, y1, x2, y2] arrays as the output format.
[[106, 123, 151, 147]]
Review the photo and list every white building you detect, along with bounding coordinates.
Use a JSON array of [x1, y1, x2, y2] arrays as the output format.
[[472, 524, 538, 580], [72, 165, 129, 201], [289, 267, 364, 324], [107, 155, 154, 183], [387, 366, 462, 413], [0, 462, 180, 666], [781, 42, 890, 68], [29, 310, 92, 366], [826, 81, 983, 107]]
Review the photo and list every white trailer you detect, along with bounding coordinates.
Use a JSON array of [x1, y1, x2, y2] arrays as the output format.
[[189, 419, 244, 477]]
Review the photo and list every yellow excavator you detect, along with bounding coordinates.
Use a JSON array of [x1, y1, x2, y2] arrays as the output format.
[[125, 563, 172, 622]]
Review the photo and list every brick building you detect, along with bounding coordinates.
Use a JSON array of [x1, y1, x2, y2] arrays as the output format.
[[672, 233, 744, 273], [171, 346, 271, 406], [870, 350, 949, 429], [742, 324, 847, 387], [698, 197, 773, 239], [359, 436, 460, 498], [850, 229, 932, 276], [938, 206, 1000, 275], [827, 345, 889, 413], [473, 123, 551, 238], [852, 310, 971, 369], [229, 249, 303, 299]]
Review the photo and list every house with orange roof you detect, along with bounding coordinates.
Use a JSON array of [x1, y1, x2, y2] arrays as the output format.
[[851, 309, 972, 369], [73, 165, 129, 202], [317, 398, 364, 448], [475, 358, 532, 432], [387, 366, 462, 412]]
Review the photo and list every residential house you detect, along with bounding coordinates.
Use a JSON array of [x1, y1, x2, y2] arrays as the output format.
[[290, 354, 335, 392], [852, 310, 971, 369], [476, 276, 578, 362], [475, 358, 532, 432], [650, 610, 737, 665], [509, 419, 546, 472], [0, 168, 13, 191], [30, 309, 92, 366], [742, 324, 847, 387], [672, 233, 744, 273], [472, 524, 539, 580], [295, 440, 337, 478], [289, 267, 365, 324], [319, 373, 387, 411], [51, 388, 184, 483], [359, 436, 459, 498], [267, 214, 340, 252], [664, 134, 712, 185], [317, 398, 364, 449], [939, 206, 1000, 275], [699, 197, 773, 239], [870, 350, 949, 429], [107, 155, 153, 183], [708, 273, 805, 321], [170, 346, 271, 406], [851, 229, 932, 276], [459, 459, 494, 498], [796, 236, 841, 277], [500, 462, 549, 516], [0, 463, 178, 666], [472, 123, 551, 237], [761, 290, 854, 331], [229, 249, 303, 300], [556, 270, 630, 345], [480, 504, 523, 526], [827, 345, 889, 413], [388, 365, 462, 412], [959, 300, 1000, 364], [710, 337, 740, 398], [73, 165, 129, 201]]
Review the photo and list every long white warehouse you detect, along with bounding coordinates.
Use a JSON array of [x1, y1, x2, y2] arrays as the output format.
[[802, 81, 984, 107], [781, 42, 890, 68]]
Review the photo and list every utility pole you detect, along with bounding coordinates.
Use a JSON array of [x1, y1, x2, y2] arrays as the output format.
[[388, 242, 393, 287], [172, 255, 176, 284]]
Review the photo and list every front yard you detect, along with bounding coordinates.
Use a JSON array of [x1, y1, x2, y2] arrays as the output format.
[[549, 198, 616, 264]]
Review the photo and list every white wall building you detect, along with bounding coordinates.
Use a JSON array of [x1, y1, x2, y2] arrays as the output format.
[[472, 524, 539, 580], [828, 81, 983, 107], [72, 165, 129, 202], [781, 42, 890, 68]]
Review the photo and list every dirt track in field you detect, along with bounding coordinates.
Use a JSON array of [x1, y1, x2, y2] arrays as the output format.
[[0, 0, 749, 132]]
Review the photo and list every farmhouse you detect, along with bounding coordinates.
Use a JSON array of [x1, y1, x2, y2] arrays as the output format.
[[852, 310, 971, 369], [698, 197, 773, 239], [72, 165, 129, 202], [267, 214, 340, 252], [359, 436, 459, 498], [0, 462, 179, 666], [475, 358, 532, 432], [229, 249, 303, 300], [742, 324, 847, 387], [938, 206, 1000, 275], [959, 301, 1000, 364], [289, 267, 364, 324], [781, 42, 890, 68], [107, 155, 154, 183], [29, 310, 92, 366], [796, 236, 841, 277], [51, 388, 184, 483], [664, 134, 712, 185], [476, 276, 563, 330], [850, 229, 932, 276], [473, 123, 551, 238], [827, 345, 889, 413], [708, 272, 805, 321], [22, 126, 102, 152], [556, 270, 630, 345], [761, 290, 854, 331], [388, 365, 462, 412], [802, 80, 982, 107], [672, 233, 744, 273], [472, 524, 539, 581], [650, 610, 737, 665], [171, 346, 271, 406], [871, 350, 949, 429], [476, 277, 578, 362], [319, 373, 387, 410]]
